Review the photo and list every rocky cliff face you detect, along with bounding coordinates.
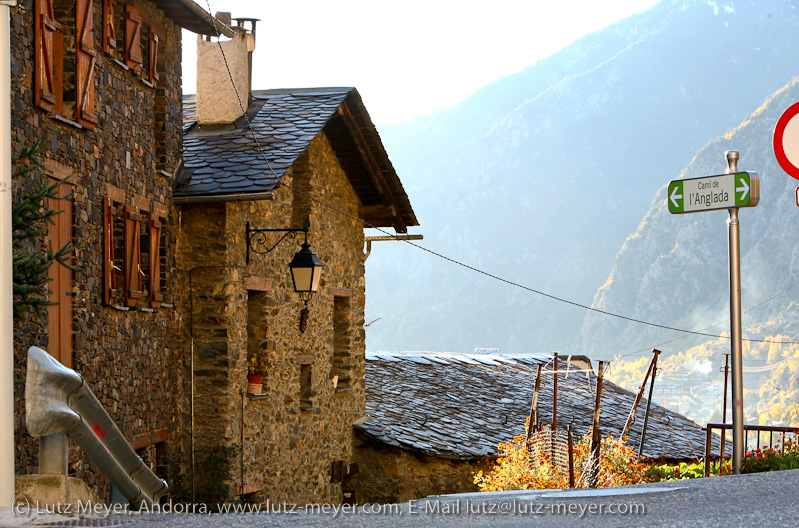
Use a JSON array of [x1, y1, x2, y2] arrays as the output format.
[[581, 78, 799, 361], [367, 0, 799, 354]]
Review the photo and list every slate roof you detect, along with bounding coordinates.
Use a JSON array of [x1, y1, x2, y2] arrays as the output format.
[[357, 352, 719, 461], [154, 0, 235, 37], [178, 88, 418, 231]]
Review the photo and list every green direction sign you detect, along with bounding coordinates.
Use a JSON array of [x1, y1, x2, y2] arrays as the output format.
[[668, 172, 759, 214]]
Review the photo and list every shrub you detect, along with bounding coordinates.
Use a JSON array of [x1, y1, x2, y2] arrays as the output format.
[[473, 425, 650, 491], [742, 442, 799, 474]]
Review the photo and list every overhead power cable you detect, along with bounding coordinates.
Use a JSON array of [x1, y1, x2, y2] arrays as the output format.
[[199, 5, 799, 348]]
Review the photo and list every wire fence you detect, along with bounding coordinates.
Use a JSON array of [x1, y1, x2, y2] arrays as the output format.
[[527, 427, 648, 489]]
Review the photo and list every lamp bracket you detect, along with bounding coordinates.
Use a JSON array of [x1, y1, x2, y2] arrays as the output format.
[[246, 222, 308, 264]]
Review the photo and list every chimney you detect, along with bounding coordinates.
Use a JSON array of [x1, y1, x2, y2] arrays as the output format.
[[196, 13, 257, 125]]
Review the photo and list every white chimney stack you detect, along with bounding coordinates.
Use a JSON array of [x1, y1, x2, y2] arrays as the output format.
[[196, 13, 257, 125]]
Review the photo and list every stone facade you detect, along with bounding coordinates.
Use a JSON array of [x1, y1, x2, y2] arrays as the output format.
[[11, 0, 203, 501], [350, 433, 482, 505], [177, 132, 367, 504]]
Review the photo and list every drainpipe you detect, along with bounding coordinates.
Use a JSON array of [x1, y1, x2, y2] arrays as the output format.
[[0, 0, 16, 508]]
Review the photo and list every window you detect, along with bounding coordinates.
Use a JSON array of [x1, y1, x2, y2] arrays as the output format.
[[35, 0, 97, 128], [104, 193, 166, 308], [332, 295, 353, 390], [299, 364, 313, 410]]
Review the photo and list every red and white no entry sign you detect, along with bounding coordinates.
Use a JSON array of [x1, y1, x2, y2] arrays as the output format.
[[774, 101, 799, 180]]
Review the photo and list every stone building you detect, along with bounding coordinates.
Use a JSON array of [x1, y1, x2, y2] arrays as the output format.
[[352, 352, 719, 504], [11, 0, 230, 500], [175, 26, 417, 504]]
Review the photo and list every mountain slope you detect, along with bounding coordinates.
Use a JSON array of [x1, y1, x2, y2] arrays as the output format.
[[366, 0, 799, 354], [581, 78, 799, 361]]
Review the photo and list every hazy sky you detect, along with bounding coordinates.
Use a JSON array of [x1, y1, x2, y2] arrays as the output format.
[[182, 0, 661, 124]]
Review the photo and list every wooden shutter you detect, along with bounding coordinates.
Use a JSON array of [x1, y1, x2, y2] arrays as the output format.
[[148, 28, 159, 86], [76, 0, 98, 128], [34, 0, 64, 113], [124, 5, 143, 72], [103, 198, 117, 305], [47, 182, 74, 368], [124, 205, 143, 306], [149, 217, 163, 307], [103, 0, 117, 55]]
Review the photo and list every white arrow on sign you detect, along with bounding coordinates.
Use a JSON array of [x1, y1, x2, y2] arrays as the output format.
[[736, 177, 750, 202], [670, 185, 682, 209]]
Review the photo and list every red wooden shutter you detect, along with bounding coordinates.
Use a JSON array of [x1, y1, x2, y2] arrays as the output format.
[[148, 28, 159, 86], [103, 0, 117, 55], [103, 198, 117, 305], [76, 0, 98, 128], [149, 217, 163, 307], [124, 205, 143, 306], [124, 5, 143, 72], [34, 0, 64, 113], [47, 182, 74, 368]]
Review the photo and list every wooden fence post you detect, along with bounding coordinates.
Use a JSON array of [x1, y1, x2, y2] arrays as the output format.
[[588, 361, 606, 488], [525, 363, 542, 445], [568, 423, 575, 488], [622, 349, 660, 439]]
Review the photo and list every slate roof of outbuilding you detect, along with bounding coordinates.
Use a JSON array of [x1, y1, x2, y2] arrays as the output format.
[[356, 352, 719, 461], [178, 88, 418, 231]]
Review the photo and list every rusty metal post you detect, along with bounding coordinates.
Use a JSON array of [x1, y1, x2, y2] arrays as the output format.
[[720, 353, 729, 459], [525, 364, 542, 445], [588, 362, 606, 488], [725, 151, 746, 474], [622, 349, 660, 439], [552, 352, 558, 431], [704, 426, 712, 477], [568, 424, 575, 488], [638, 362, 659, 457]]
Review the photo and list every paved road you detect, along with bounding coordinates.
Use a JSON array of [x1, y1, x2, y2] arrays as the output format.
[[3, 469, 798, 527]]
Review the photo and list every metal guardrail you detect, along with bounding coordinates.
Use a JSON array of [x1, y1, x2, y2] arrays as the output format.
[[25, 346, 167, 507], [703, 422, 799, 477]]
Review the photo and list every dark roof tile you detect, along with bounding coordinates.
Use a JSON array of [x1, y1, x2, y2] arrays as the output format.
[[358, 352, 720, 461]]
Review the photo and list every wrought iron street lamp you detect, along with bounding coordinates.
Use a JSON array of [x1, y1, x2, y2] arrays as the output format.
[[246, 223, 325, 331]]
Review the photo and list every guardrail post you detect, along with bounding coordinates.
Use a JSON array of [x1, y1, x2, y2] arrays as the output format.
[[39, 432, 67, 475]]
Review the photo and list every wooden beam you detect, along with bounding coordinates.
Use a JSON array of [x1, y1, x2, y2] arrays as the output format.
[[337, 104, 407, 233]]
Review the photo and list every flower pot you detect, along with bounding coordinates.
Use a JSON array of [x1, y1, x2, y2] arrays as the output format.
[[247, 375, 263, 394]]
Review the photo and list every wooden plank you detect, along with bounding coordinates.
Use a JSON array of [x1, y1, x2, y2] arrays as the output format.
[[236, 484, 262, 496], [132, 432, 150, 451], [131, 193, 149, 212], [338, 103, 406, 233], [152, 428, 169, 444], [243, 274, 272, 292], [106, 183, 125, 204]]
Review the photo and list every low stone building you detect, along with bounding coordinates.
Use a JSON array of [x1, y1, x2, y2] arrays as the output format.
[[351, 352, 719, 504], [11, 0, 229, 500], [175, 26, 417, 504]]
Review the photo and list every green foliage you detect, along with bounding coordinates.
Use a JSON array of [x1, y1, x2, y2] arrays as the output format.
[[645, 461, 707, 481], [12, 139, 76, 320]]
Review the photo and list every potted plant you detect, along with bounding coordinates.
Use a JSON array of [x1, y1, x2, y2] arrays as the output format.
[[247, 350, 267, 394]]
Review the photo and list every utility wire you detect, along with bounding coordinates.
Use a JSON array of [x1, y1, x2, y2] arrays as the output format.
[[616, 281, 799, 361], [199, 6, 799, 349]]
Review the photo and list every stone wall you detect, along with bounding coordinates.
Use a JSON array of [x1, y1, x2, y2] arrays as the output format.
[[12, 0, 185, 501], [349, 433, 483, 505], [176, 131, 367, 505]]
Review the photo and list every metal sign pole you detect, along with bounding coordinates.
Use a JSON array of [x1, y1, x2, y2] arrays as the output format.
[[725, 150, 745, 474]]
